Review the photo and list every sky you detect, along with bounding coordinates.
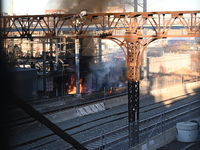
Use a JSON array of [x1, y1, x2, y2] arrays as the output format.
[[2, 0, 200, 15], [2, 0, 49, 15]]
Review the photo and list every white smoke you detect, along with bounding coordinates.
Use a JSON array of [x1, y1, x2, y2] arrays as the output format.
[[84, 57, 125, 92]]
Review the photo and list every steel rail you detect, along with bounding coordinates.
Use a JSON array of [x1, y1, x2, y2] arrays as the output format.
[[8, 93, 200, 149], [67, 99, 200, 149], [7, 78, 200, 130]]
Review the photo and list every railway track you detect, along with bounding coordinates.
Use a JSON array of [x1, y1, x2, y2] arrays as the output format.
[[7, 88, 198, 131], [9, 104, 128, 149], [6, 75, 199, 127], [6, 93, 128, 129], [7, 87, 200, 149], [8, 79, 200, 128]]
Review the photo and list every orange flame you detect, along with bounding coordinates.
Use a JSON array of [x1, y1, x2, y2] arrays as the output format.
[[68, 79, 83, 94], [68, 86, 76, 94], [109, 87, 113, 93]]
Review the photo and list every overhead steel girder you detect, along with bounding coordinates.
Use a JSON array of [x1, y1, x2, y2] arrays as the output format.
[[1, 11, 200, 39]]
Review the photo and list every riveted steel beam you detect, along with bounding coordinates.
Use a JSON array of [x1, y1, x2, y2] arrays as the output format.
[[1, 11, 200, 39]]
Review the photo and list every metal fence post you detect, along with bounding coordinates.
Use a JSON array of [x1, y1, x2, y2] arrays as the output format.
[[146, 117, 149, 141], [100, 131, 106, 150], [176, 106, 180, 123], [188, 100, 192, 120], [161, 110, 165, 133]]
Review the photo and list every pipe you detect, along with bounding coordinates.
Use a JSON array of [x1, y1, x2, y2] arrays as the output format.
[[42, 40, 47, 96], [75, 39, 80, 95]]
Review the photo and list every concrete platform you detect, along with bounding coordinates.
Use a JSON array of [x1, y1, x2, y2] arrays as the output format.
[[158, 132, 200, 150], [186, 141, 200, 150]]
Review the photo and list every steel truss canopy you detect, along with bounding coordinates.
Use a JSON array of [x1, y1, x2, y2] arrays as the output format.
[[1, 11, 200, 39]]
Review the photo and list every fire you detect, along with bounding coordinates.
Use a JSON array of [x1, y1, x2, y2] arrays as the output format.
[[68, 85, 76, 94], [109, 87, 113, 93], [67, 78, 83, 94]]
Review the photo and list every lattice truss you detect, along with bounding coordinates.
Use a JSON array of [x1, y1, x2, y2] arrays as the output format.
[[1, 11, 200, 39]]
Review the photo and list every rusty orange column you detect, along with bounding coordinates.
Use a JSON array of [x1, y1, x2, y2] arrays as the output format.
[[126, 41, 141, 147], [124, 31, 156, 147]]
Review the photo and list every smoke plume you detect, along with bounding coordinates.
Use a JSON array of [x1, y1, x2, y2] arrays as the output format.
[[47, 0, 122, 13], [83, 58, 125, 92]]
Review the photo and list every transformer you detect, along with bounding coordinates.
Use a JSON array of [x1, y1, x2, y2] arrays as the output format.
[[9, 68, 38, 100]]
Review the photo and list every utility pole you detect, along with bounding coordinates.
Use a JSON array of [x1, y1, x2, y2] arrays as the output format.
[[42, 40, 47, 97], [75, 39, 80, 96], [121, 0, 147, 12], [10, 0, 13, 15], [134, 0, 138, 12], [143, 0, 147, 12]]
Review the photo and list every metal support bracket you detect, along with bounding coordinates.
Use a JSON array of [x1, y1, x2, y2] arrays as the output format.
[[110, 35, 157, 148]]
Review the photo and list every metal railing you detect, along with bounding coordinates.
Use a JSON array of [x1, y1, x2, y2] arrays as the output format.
[[79, 99, 200, 150], [139, 99, 200, 143]]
